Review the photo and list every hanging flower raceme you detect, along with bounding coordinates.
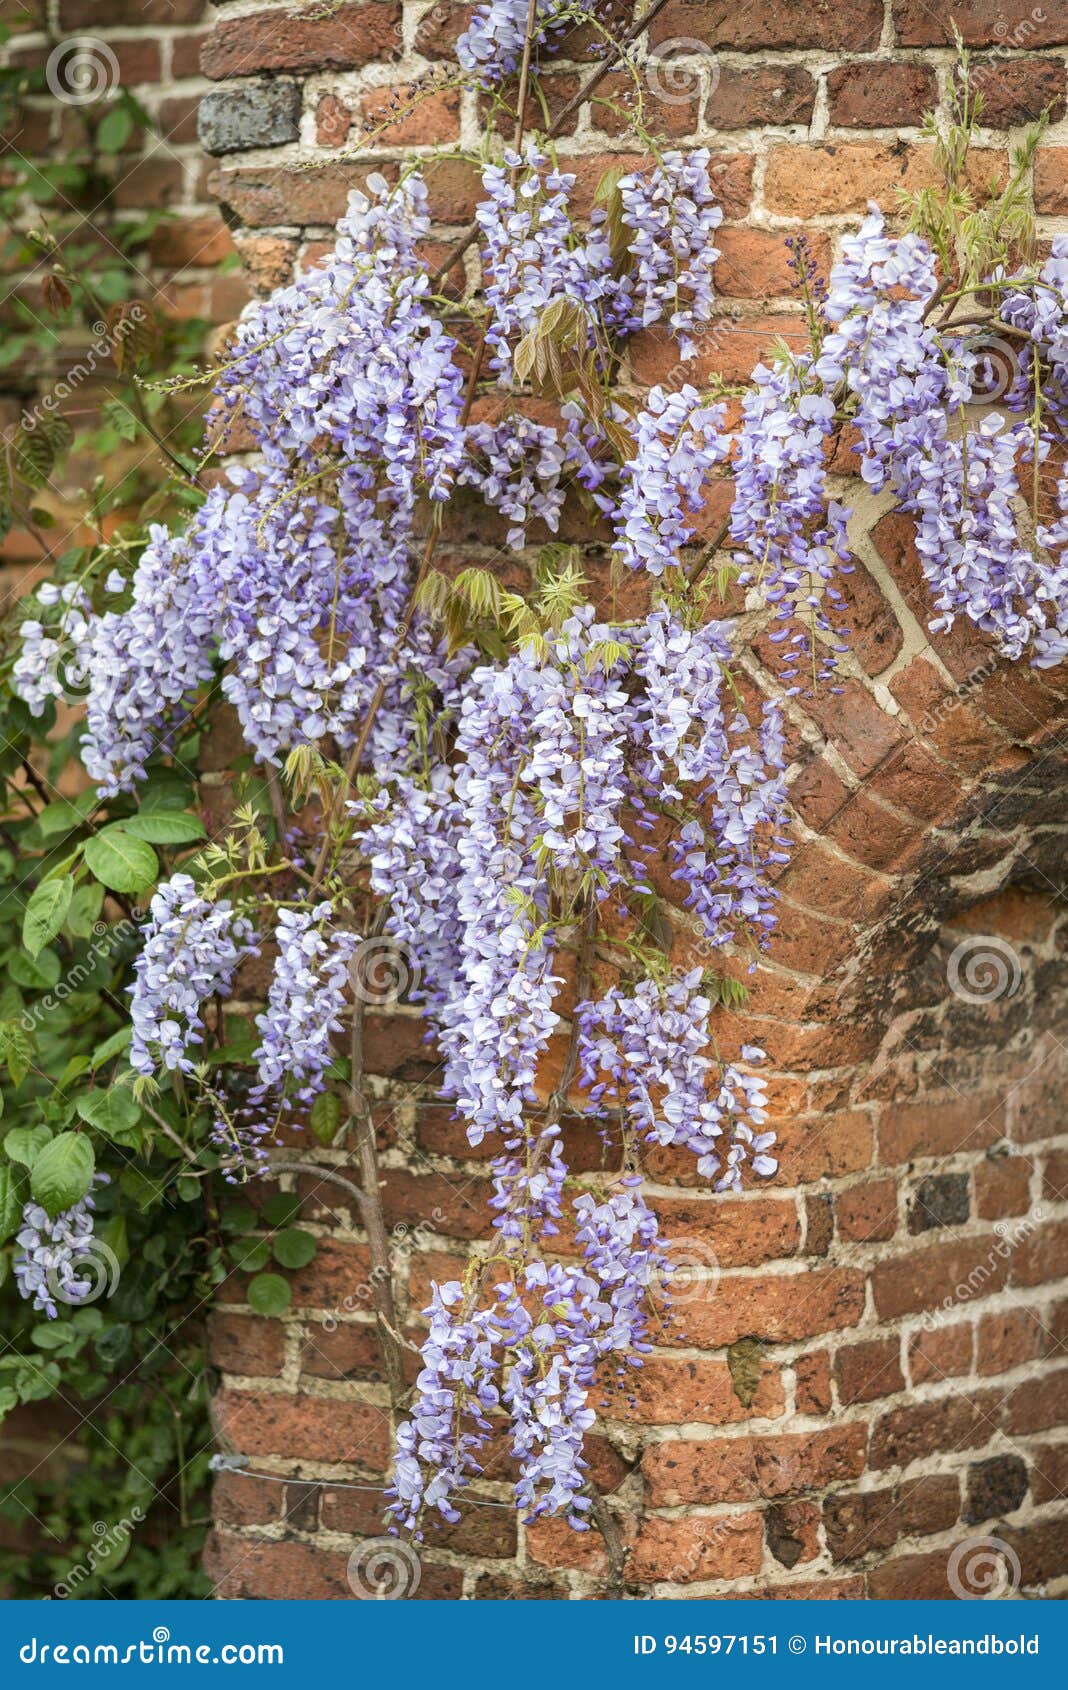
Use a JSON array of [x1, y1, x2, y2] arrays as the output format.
[[611, 151, 724, 356], [13, 1175, 109, 1320], [459, 412, 568, 548], [730, 357, 853, 689], [456, 0, 580, 86], [253, 902, 360, 1107], [129, 874, 259, 1077], [579, 973, 775, 1188], [614, 385, 728, 576], [816, 211, 1068, 666]]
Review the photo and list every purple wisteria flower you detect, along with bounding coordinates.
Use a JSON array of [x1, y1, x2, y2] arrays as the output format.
[[129, 874, 258, 1077]]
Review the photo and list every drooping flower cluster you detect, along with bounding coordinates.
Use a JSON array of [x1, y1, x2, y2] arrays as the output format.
[[253, 903, 360, 1105], [389, 1180, 668, 1532], [614, 385, 728, 575], [613, 151, 724, 355], [459, 413, 567, 548], [13, 1176, 109, 1320], [580, 975, 775, 1187], [456, 0, 579, 85], [730, 359, 852, 689], [129, 875, 258, 1076], [814, 211, 1068, 668]]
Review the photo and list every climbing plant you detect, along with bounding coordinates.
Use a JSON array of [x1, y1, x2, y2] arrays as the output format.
[[1, 0, 1065, 1580]]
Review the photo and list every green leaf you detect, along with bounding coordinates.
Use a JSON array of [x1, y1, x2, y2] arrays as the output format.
[[8, 948, 61, 989], [29, 1131, 94, 1217], [22, 874, 74, 958], [262, 1191, 301, 1228], [120, 812, 206, 845], [89, 1024, 132, 1070], [3, 1124, 51, 1169], [272, 1228, 317, 1270], [309, 1089, 341, 1146], [246, 1272, 291, 1317], [75, 1088, 141, 1145], [0, 1162, 27, 1243], [67, 881, 105, 938], [0, 1021, 33, 1088], [95, 104, 134, 153], [83, 828, 158, 893], [229, 1237, 270, 1272]]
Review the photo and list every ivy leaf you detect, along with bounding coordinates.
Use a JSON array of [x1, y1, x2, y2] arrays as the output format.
[[246, 1273, 291, 1317], [119, 812, 206, 845], [262, 1191, 301, 1228], [83, 828, 159, 893], [272, 1228, 317, 1270], [3, 1125, 51, 1168], [0, 1163, 28, 1243], [22, 874, 74, 958], [29, 1131, 94, 1217]]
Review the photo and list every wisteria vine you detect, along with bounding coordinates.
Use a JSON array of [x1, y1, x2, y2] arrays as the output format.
[[8, 7, 1068, 1556]]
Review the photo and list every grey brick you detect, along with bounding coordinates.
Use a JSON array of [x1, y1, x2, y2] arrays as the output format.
[[198, 82, 301, 157]]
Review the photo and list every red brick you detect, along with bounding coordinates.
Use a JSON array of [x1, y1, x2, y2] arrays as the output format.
[[209, 1312, 286, 1377], [1035, 150, 1068, 215], [202, 5, 402, 79], [211, 1471, 279, 1529], [827, 62, 936, 127], [643, 1423, 868, 1506], [869, 1391, 1005, 1469], [976, 1308, 1045, 1376], [652, 1195, 800, 1266], [964, 58, 1067, 126], [893, 1, 1068, 48], [359, 83, 460, 146], [213, 1389, 390, 1468], [1004, 1368, 1068, 1434], [836, 1337, 904, 1406], [825, 1475, 959, 1562], [650, 0, 883, 52], [878, 1094, 1004, 1163], [908, 1322, 973, 1384], [611, 1354, 785, 1426], [706, 65, 817, 129], [675, 1267, 866, 1347], [627, 1511, 764, 1584], [975, 1154, 1032, 1219], [837, 1179, 897, 1243], [794, 1350, 832, 1415], [871, 1233, 1011, 1320], [764, 142, 1005, 217], [716, 226, 830, 300]]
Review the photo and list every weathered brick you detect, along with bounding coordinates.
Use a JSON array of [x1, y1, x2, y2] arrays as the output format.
[[201, 5, 403, 79], [836, 1337, 904, 1406], [827, 61, 936, 127], [627, 1511, 765, 1584], [825, 1475, 960, 1562], [643, 1424, 868, 1505], [198, 81, 301, 155], [964, 1454, 1029, 1524], [650, 0, 883, 52]]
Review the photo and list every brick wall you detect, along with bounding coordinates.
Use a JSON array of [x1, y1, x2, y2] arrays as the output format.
[[9, 0, 1068, 1598]]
